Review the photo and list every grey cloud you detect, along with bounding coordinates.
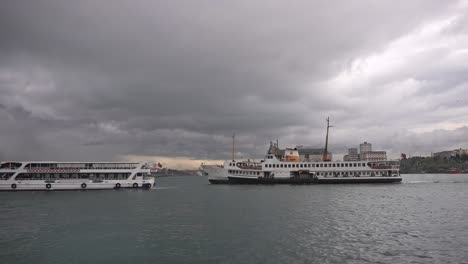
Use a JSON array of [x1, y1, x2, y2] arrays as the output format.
[[1, 0, 467, 164]]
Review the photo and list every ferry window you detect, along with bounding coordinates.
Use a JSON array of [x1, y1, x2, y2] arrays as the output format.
[[320, 164, 323, 167], [332, 164, 336, 167], [353, 163, 356, 167]]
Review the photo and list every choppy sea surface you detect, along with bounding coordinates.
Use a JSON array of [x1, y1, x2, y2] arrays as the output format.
[[1, 174, 467, 264]]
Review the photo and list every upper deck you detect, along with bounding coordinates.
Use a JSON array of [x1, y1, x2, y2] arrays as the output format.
[[0, 161, 154, 171]]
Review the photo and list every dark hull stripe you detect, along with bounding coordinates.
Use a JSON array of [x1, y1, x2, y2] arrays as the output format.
[[208, 179, 230, 184], [218, 176, 402, 184]]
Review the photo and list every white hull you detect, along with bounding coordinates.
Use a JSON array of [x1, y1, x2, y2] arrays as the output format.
[[200, 164, 230, 183], [0, 178, 155, 191]]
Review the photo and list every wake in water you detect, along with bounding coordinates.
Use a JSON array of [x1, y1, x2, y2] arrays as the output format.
[[153, 186, 177, 190], [405, 180, 461, 184]]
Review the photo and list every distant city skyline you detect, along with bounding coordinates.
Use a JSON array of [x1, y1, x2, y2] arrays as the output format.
[[1, 0, 468, 169]]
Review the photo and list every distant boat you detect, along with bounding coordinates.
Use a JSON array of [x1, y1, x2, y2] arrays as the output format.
[[448, 169, 463, 174]]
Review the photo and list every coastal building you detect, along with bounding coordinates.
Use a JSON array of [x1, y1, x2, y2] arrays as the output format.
[[360, 151, 387, 161], [343, 142, 387, 161], [455, 148, 468, 156], [267, 142, 333, 162], [343, 148, 360, 161], [360, 142, 372, 154], [433, 148, 468, 159], [279, 147, 332, 162], [434, 150, 456, 159]]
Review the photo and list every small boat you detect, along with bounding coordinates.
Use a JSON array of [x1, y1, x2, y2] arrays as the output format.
[[448, 169, 463, 174]]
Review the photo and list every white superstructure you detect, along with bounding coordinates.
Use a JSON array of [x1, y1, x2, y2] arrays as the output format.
[[0, 161, 160, 191]]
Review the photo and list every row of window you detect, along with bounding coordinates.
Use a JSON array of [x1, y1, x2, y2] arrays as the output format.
[[265, 162, 368, 169], [0, 163, 22, 169], [13, 173, 132, 180], [228, 170, 261, 176], [0, 163, 141, 170], [318, 171, 382, 177], [25, 163, 139, 170], [0, 173, 14, 180]]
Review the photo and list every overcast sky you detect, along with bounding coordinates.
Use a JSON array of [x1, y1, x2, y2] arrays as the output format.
[[1, 0, 468, 168]]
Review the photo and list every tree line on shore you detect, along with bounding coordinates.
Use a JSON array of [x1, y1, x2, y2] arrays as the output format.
[[400, 155, 468, 173]]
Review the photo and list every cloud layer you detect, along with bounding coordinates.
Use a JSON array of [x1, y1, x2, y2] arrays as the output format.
[[1, 0, 468, 167]]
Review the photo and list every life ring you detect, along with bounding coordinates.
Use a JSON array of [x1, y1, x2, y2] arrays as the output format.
[[11, 183, 17, 189], [81, 183, 87, 189], [46, 183, 51, 189], [115, 183, 121, 189], [132, 183, 138, 188]]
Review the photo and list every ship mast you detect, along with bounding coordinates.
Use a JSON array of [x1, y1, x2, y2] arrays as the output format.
[[323, 117, 332, 162], [232, 132, 235, 161]]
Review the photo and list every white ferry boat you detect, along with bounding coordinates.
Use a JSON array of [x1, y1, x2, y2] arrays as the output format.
[[202, 118, 402, 184], [202, 152, 401, 184], [0, 161, 160, 191]]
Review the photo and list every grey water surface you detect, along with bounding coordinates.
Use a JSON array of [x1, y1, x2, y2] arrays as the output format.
[[1, 174, 467, 264]]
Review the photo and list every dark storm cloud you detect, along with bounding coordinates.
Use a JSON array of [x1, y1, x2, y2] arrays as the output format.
[[1, 0, 468, 166]]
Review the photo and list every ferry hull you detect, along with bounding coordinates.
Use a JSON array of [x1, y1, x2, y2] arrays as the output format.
[[227, 176, 316, 184], [0, 179, 155, 191], [208, 179, 230, 184], [317, 177, 402, 184], [224, 176, 402, 184]]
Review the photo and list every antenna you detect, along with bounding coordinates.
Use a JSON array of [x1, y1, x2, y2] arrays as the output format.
[[323, 117, 333, 162]]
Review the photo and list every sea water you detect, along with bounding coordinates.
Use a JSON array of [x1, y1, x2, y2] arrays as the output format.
[[1, 174, 467, 264]]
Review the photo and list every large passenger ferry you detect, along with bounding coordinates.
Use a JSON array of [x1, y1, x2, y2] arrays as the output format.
[[202, 153, 401, 184], [202, 118, 402, 184], [0, 161, 160, 191]]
